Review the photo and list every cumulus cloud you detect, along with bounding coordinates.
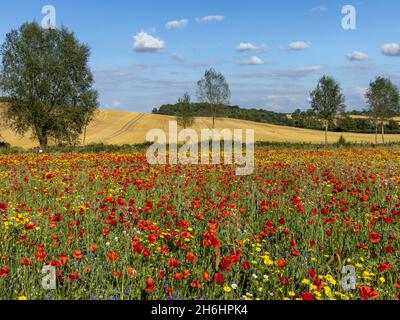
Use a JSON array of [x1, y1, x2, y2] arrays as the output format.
[[288, 41, 311, 50], [236, 42, 268, 53], [381, 43, 400, 56], [347, 51, 369, 61], [196, 15, 225, 23], [236, 56, 265, 65], [165, 19, 188, 30], [133, 32, 165, 53]]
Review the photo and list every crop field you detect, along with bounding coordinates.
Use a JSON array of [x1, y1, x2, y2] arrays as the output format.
[[3, 107, 400, 148], [0, 149, 399, 300]]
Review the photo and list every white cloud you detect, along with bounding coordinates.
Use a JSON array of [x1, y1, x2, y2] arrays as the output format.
[[381, 43, 400, 56], [166, 19, 188, 30], [236, 56, 265, 65], [310, 5, 328, 12], [237, 42, 268, 52], [347, 51, 369, 61], [288, 41, 311, 50], [196, 15, 225, 23], [133, 32, 165, 53], [171, 53, 185, 61]]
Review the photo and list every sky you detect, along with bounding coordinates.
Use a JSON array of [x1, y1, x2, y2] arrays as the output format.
[[0, 0, 400, 113]]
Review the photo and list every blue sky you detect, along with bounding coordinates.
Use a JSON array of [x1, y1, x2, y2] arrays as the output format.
[[1, 0, 400, 113]]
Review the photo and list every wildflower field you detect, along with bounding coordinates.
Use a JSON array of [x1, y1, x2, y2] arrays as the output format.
[[0, 149, 399, 300]]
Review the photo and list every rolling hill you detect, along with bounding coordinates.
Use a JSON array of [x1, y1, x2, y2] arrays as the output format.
[[2, 107, 400, 148]]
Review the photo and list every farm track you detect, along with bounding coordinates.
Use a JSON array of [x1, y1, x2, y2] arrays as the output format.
[[103, 113, 145, 141]]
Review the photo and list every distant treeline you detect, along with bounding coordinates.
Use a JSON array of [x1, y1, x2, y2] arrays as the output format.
[[153, 103, 400, 134], [153, 103, 293, 126]]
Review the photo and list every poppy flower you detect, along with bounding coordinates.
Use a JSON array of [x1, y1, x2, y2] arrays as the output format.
[[301, 293, 316, 300], [35, 249, 47, 262], [215, 273, 225, 284], [243, 261, 250, 270], [0, 202, 8, 210], [277, 260, 288, 268], [369, 232, 382, 244], [145, 278, 156, 292], [22, 258, 32, 266], [73, 250, 83, 260], [69, 272, 80, 284], [219, 257, 233, 271], [360, 286, 379, 300], [0, 267, 10, 277], [291, 250, 301, 256], [108, 252, 120, 262], [203, 272, 210, 282], [113, 270, 122, 278], [186, 252, 197, 264], [377, 262, 392, 273]]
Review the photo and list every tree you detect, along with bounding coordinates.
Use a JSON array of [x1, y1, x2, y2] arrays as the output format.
[[197, 68, 230, 128], [310, 75, 346, 144], [366, 77, 400, 144], [0, 22, 98, 148], [176, 92, 195, 129]]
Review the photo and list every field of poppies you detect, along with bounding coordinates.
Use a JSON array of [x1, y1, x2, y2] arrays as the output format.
[[0, 149, 399, 300]]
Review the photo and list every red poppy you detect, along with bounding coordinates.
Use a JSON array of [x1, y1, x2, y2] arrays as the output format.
[[356, 243, 368, 250], [35, 248, 47, 262], [360, 286, 378, 300], [22, 258, 32, 266], [145, 278, 156, 292], [73, 250, 83, 260], [377, 261, 392, 273], [69, 272, 80, 283], [108, 252, 120, 262], [113, 270, 122, 278], [277, 260, 288, 268], [214, 273, 225, 284], [291, 250, 301, 256], [243, 261, 250, 270], [0, 267, 10, 277], [203, 272, 210, 282], [0, 202, 8, 211], [220, 257, 233, 271], [302, 293, 316, 300], [169, 258, 180, 269], [386, 246, 395, 254], [369, 232, 382, 244], [186, 252, 197, 264]]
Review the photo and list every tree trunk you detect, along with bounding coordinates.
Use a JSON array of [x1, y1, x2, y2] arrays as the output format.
[[38, 134, 48, 150], [381, 121, 385, 144], [325, 121, 328, 145], [83, 124, 87, 146], [375, 122, 378, 145]]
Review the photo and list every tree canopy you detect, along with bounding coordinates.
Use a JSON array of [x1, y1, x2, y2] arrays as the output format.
[[0, 22, 98, 148]]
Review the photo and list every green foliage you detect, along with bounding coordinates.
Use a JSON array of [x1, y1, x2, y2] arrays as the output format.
[[310, 75, 346, 121], [155, 103, 294, 126], [176, 92, 195, 129], [197, 68, 231, 127], [0, 22, 98, 148]]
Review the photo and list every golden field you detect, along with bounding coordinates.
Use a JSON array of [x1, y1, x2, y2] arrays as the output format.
[[2, 107, 400, 148]]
